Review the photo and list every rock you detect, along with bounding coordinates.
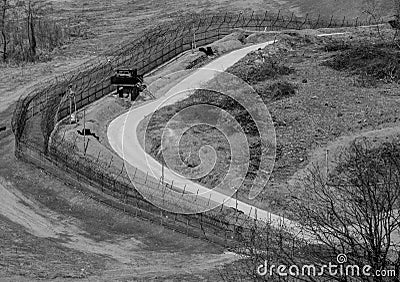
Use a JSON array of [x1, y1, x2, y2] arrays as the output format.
[[337, 112, 343, 117], [274, 120, 287, 127], [389, 19, 400, 29]]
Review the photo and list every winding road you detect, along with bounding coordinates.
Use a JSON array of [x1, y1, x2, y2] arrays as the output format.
[[108, 40, 293, 225], [108, 33, 348, 231]]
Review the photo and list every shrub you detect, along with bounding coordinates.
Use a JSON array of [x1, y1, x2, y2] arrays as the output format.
[[227, 51, 294, 84], [254, 80, 298, 103], [322, 43, 400, 84]]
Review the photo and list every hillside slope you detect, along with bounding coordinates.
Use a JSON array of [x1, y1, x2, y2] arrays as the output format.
[[290, 0, 396, 19]]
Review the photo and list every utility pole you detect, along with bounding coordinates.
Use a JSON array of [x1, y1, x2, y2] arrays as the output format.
[[68, 84, 77, 124], [235, 190, 238, 211], [157, 148, 165, 186], [162, 158, 164, 185], [326, 149, 329, 186], [83, 108, 86, 154], [192, 23, 196, 53]]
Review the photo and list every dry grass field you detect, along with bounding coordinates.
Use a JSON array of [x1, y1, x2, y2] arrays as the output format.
[[143, 27, 400, 218], [0, 1, 279, 281]]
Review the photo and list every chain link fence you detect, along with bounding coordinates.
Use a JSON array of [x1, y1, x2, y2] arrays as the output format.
[[11, 10, 381, 247]]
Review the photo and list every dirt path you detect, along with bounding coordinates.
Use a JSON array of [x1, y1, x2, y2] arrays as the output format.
[[0, 177, 144, 261], [0, 57, 92, 113], [0, 177, 238, 280]]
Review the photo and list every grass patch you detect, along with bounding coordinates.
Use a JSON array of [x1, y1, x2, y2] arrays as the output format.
[[253, 80, 299, 102], [322, 42, 400, 85], [145, 89, 261, 190], [226, 50, 295, 84], [144, 38, 300, 197]]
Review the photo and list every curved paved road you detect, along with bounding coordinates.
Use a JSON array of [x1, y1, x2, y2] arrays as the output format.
[[107, 40, 294, 226], [108, 33, 347, 231]]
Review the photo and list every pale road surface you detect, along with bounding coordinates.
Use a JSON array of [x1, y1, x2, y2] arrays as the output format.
[[107, 40, 292, 225], [108, 33, 348, 232]]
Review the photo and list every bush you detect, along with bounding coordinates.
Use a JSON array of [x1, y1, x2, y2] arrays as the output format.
[[227, 51, 294, 84], [322, 43, 400, 84], [323, 39, 351, 52], [254, 80, 298, 103]]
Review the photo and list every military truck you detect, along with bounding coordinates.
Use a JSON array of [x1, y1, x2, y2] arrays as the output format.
[[111, 68, 145, 101]]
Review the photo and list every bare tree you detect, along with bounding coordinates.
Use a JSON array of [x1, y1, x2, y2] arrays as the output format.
[[0, 0, 9, 61], [293, 138, 400, 282], [26, 0, 35, 59], [0, 0, 65, 62], [23, 0, 49, 60], [389, 0, 400, 31], [219, 216, 325, 282]]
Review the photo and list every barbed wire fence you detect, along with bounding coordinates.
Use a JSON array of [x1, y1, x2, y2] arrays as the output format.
[[11, 10, 382, 247]]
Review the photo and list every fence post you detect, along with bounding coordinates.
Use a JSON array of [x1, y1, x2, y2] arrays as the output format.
[[95, 151, 101, 163], [313, 14, 321, 29], [123, 191, 126, 212], [224, 230, 227, 247], [300, 13, 308, 29], [107, 155, 113, 168], [192, 23, 196, 52], [286, 12, 294, 29], [162, 183, 166, 202], [262, 10, 268, 30], [132, 167, 137, 179], [273, 10, 281, 28], [328, 15, 333, 28]]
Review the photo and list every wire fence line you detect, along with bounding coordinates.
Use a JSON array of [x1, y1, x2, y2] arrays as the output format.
[[21, 138, 269, 248], [11, 10, 382, 247], [49, 134, 262, 226]]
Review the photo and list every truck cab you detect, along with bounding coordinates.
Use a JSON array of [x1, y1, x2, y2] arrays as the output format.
[[111, 68, 143, 86]]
